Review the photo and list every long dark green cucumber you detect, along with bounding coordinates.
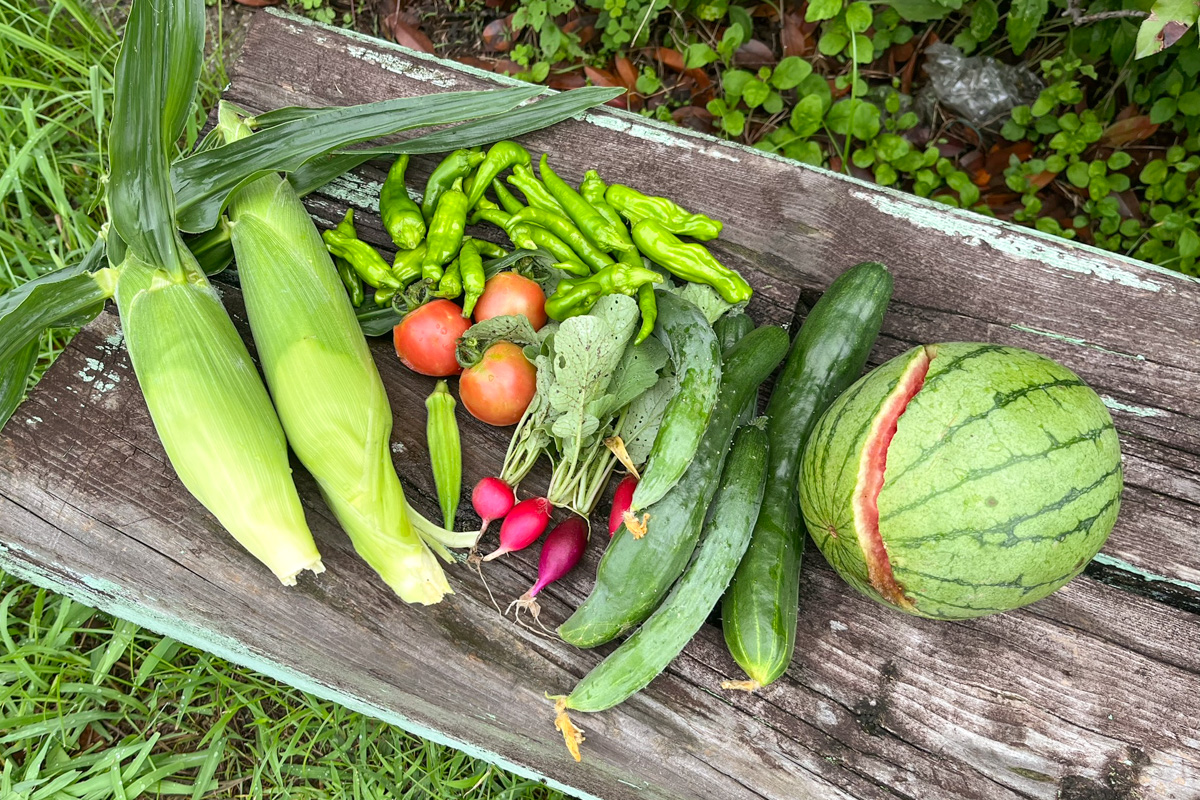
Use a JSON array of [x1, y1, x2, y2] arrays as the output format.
[[558, 325, 788, 648], [721, 262, 893, 687], [629, 290, 721, 512], [566, 424, 768, 712]]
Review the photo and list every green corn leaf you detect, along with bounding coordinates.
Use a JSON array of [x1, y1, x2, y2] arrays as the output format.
[[171, 85, 546, 233], [286, 86, 622, 199], [1006, 0, 1048, 55], [108, 0, 204, 274], [0, 241, 112, 432], [0, 339, 39, 431]]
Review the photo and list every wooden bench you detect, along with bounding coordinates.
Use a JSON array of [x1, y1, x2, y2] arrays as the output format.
[[3, 11, 1199, 799]]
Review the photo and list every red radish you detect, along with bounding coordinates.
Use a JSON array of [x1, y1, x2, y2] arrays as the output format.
[[482, 497, 552, 561], [472, 476, 515, 539], [608, 475, 638, 537], [509, 516, 589, 619]]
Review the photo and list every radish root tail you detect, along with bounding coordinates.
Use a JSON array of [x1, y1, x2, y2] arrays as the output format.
[[553, 697, 584, 762], [720, 679, 762, 692], [623, 510, 650, 539]]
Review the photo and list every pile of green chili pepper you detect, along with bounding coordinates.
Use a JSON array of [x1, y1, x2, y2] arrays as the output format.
[[321, 142, 752, 330]]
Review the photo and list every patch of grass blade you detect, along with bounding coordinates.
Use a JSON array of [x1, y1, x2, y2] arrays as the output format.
[[1, 571, 563, 799]]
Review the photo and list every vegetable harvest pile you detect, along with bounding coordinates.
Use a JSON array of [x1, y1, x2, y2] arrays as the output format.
[[0, 0, 1128, 769]]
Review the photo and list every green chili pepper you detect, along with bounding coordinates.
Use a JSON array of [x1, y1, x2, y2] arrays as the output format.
[[423, 178, 469, 283], [323, 228, 400, 290], [631, 219, 752, 304], [524, 227, 590, 276], [579, 170, 608, 208], [544, 262, 663, 321], [333, 207, 357, 238], [425, 380, 462, 528], [459, 239, 485, 317], [393, 243, 427, 286], [507, 164, 566, 215], [335, 256, 365, 306], [506, 221, 538, 251], [435, 258, 463, 300], [472, 238, 509, 259], [380, 154, 425, 249], [538, 154, 631, 252], [492, 179, 526, 215], [508, 206, 615, 272], [607, 184, 724, 241], [423, 149, 485, 221], [472, 207, 512, 228], [635, 282, 657, 345], [466, 141, 531, 210], [375, 287, 396, 306]]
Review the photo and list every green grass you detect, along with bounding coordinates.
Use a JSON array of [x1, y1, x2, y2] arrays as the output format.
[[0, 571, 564, 799], [0, 2, 555, 796]]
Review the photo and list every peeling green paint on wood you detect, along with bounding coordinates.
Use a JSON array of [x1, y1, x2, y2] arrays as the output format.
[[1092, 553, 1200, 595], [1010, 324, 1146, 361], [1100, 396, 1167, 418]]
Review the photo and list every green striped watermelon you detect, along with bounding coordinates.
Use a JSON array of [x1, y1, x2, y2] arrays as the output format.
[[798, 343, 1123, 620]]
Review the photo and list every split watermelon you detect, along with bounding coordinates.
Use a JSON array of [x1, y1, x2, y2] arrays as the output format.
[[798, 343, 1123, 620]]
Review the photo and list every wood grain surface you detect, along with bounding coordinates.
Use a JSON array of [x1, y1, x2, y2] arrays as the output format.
[[2, 11, 1199, 800]]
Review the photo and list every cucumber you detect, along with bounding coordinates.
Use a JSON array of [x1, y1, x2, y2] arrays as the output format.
[[564, 423, 768, 713], [629, 291, 722, 511], [713, 310, 753, 355], [714, 311, 756, 424], [558, 324, 788, 648], [721, 262, 893, 688]]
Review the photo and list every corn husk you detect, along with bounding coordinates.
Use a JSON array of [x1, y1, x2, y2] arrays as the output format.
[[226, 170, 451, 604], [114, 253, 323, 584]]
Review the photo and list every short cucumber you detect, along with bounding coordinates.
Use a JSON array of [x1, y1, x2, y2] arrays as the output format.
[[714, 311, 756, 424], [629, 290, 721, 511], [558, 324, 788, 648], [564, 423, 768, 713], [721, 262, 893, 688], [713, 310, 753, 355]]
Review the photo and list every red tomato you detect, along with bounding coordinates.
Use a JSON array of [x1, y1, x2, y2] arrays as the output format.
[[472, 272, 548, 331], [393, 299, 472, 376], [460, 342, 537, 426]]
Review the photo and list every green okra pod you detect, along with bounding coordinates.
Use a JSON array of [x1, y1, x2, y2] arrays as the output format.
[[425, 380, 462, 528], [380, 154, 426, 250]]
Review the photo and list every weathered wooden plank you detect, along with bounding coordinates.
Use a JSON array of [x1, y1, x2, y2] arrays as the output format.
[[4, 296, 1200, 800], [3, 11, 1200, 800], [224, 10, 1200, 601]]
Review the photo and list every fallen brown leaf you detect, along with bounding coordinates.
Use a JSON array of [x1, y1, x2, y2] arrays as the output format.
[[481, 16, 513, 52], [233, 0, 279, 7], [734, 39, 775, 68], [384, 6, 435, 54], [1099, 115, 1160, 148]]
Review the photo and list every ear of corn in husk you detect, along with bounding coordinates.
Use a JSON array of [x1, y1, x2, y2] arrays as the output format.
[[221, 110, 452, 603], [113, 249, 324, 585]]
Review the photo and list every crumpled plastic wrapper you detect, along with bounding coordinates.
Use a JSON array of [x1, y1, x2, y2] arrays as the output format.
[[920, 43, 1043, 126]]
